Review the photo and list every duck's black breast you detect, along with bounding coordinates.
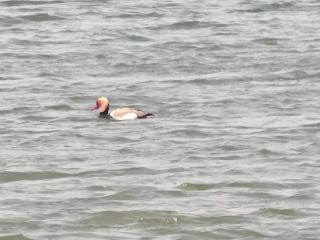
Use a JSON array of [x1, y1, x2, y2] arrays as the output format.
[[98, 106, 110, 118], [98, 113, 109, 118]]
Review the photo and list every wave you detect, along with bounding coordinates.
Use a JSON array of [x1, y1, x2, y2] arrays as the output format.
[[83, 210, 182, 226], [1, 1, 62, 7], [21, 13, 64, 22], [177, 183, 218, 191], [253, 207, 305, 217], [177, 181, 286, 191], [0, 234, 33, 240], [104, 11, 162, 19], [242, 2, 295, 13], [0, 169, 108, 183], [0, 171, 71, 183]]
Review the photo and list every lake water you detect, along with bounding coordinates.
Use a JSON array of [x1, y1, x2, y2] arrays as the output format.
[[1, 0, 320, 239]]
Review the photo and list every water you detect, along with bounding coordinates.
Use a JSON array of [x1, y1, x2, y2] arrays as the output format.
[[1, 0, 320, 239]]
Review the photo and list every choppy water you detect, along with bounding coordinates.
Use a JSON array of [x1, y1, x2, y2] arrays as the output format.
[[1, 0, 320, 239]]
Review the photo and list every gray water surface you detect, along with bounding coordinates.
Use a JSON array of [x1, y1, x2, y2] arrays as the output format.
[[1, 0, 320, 239]]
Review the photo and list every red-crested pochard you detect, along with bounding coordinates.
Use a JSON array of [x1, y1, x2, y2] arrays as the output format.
[[93, 97, 154, 120]]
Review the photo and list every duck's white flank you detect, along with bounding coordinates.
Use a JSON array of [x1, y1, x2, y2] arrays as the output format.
[[110, 108, 140, 121]]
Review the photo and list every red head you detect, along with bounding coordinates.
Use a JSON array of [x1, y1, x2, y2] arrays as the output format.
[[93, 97, 109, 112]]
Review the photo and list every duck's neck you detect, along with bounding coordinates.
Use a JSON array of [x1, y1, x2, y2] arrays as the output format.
[[99, 106, 109, 118]]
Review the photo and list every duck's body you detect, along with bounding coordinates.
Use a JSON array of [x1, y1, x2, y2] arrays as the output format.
[[99, 107, 153, 120], [94, 97, 153, 121]]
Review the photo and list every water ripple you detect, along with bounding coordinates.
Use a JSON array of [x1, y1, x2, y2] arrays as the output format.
[[1, 0, 319, 239], [0, 235, 32, 240], [0, 171, 71, 183]]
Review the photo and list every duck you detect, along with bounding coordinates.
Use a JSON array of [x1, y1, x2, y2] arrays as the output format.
[[93, 97, 154, 120]]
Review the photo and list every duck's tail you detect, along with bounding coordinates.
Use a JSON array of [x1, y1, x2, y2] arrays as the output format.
[[139, 113, 154, 118]]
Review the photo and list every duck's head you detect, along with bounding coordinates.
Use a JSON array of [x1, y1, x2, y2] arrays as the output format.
[[93, 97, 109, 112]]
